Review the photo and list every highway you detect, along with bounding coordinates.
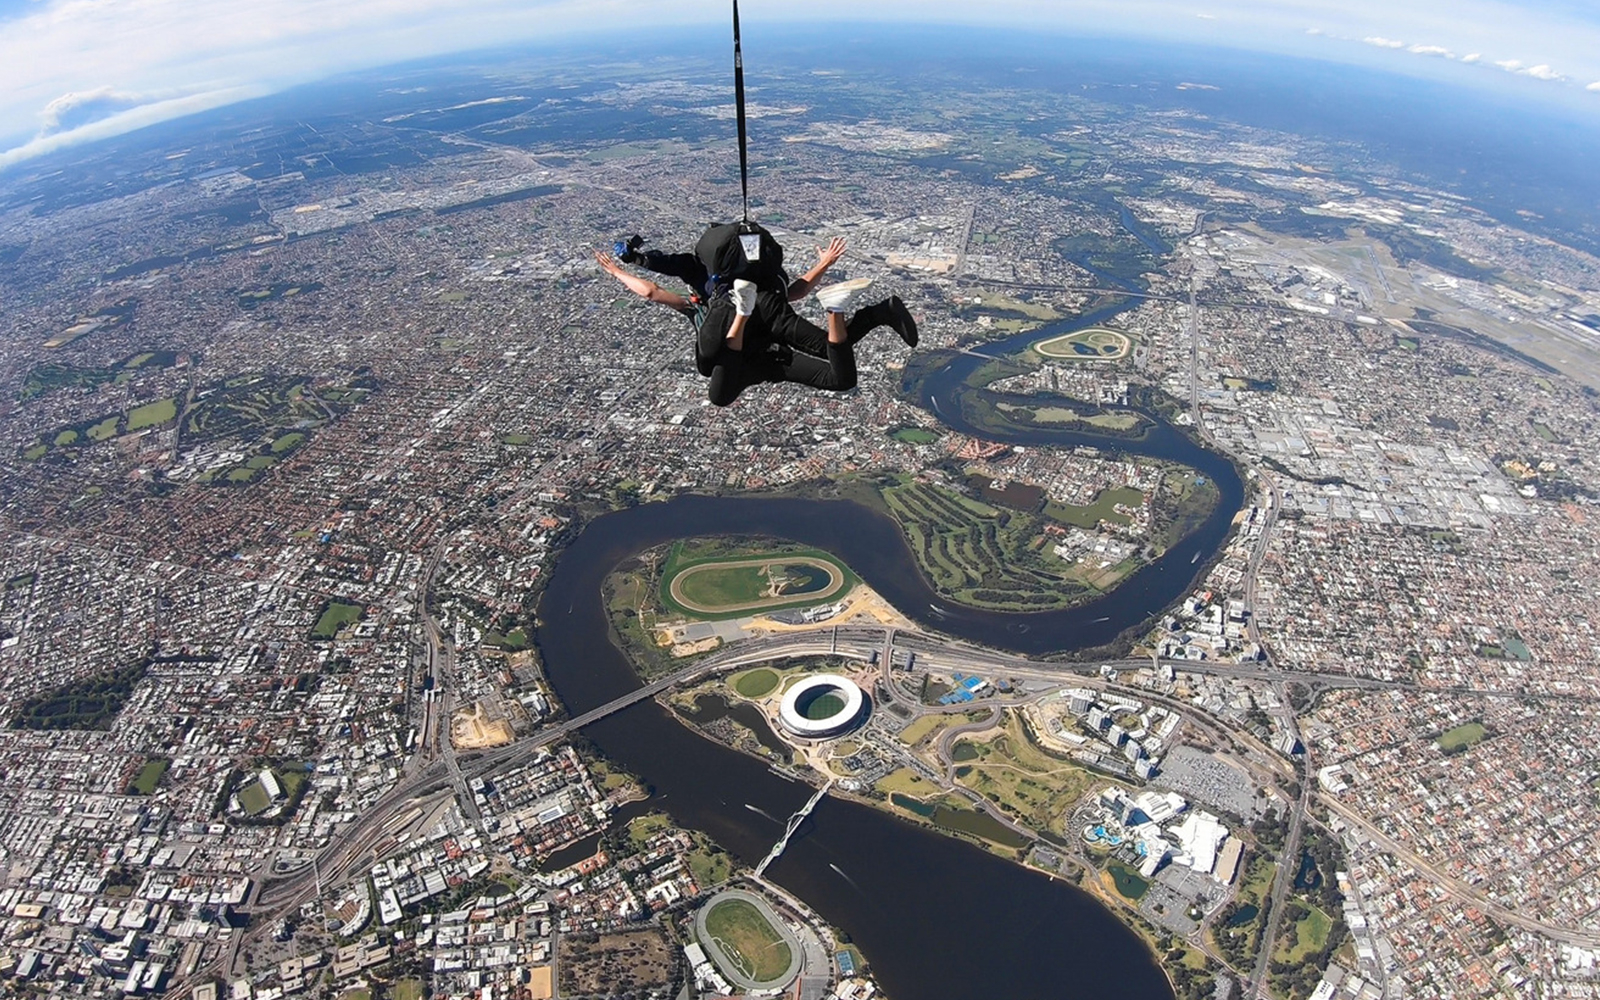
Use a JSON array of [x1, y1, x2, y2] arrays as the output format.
[[241, 618, 1600, 970]]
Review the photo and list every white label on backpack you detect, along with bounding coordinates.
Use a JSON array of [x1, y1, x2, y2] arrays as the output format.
[[739, 233, 762, 261]]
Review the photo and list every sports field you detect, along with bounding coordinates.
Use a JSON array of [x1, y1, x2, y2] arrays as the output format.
[[1034, 327, 1131, 361], [667, 554, 848, 615], [703, 898, 793, 984]]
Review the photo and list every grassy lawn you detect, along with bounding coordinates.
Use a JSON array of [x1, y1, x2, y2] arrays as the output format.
[[950, 712, 1093, 836], [501, 432, 533, 445], [733, 668, 780, 698], [661, 545, 852, 619], [237, 779, 272, 816], [686, 844, 733, 889], [127, 397, 177, 430], [226, 467, 259, 483], [128, 758, 170, 795], [87, 416, 121, 440], [22, 444, 48, 460], [678, 564, 770, 607], [1274, 902, 1334, 963], [54, 429, 79, 446], [703, 899, 792, 983], [394, 979, 425, 1000], [310, 601, 364, 640], [890, 427, 940, 445], [271, 432, 305, 453], [1438, 721, 1487, 752], [246, 455, 276, 470], [874, 767, 937, 796], [628, 812, 674, 848]]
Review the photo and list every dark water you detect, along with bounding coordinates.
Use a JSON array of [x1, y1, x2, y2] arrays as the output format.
[[536, 504, 1175, 1000], [533, 293, 1242, 999]]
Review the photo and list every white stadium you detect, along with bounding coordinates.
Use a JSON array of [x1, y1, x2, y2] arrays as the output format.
[[777, 674, 867, 739]]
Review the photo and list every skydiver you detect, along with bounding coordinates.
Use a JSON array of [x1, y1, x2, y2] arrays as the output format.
[[614, 229, 844, 304], [593, 244, 917, 405]]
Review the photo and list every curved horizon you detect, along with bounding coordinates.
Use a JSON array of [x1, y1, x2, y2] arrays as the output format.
[[3, 0, 1600, 170]]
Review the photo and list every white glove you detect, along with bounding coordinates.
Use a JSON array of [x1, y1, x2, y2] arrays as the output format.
[[731, 279, 757, 317]]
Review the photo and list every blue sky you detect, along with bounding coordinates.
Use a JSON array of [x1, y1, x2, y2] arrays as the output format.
[[2, 0, 1599, 168]]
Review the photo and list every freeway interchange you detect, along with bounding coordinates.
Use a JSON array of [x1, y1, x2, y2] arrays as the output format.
[[240, 620, 1600, 991]]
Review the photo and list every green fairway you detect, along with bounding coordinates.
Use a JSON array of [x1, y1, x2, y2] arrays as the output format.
[[310, 601, 364, 639], [704, 899, 792, 984], [882, 479, 1096, 611], [127, 397, 177, 430], [733, 668, 780, 698], [54, 429, 79, 446]]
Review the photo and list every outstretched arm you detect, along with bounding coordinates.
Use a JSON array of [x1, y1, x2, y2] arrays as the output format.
[[595, 251, 693, 313], [786, 237, 848, 301]]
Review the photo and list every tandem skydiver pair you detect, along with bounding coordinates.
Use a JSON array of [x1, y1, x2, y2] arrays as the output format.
[[595, 222, 917, 407]]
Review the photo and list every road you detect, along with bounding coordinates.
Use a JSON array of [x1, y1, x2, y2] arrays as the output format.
[[236, 618, 1600, 978]]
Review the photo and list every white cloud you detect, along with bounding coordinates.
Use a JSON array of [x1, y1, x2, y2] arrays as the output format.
[[3, 0, 1600, 167], [0, 87, 262, 169], [1589, 81, 1600, 91], [1494, 58, 1524, 70]]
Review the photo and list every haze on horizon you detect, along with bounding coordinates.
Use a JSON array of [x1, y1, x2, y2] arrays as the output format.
[[2, 0, 1600, 170]]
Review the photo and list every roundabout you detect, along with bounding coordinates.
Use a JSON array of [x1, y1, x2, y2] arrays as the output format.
[[778, 674, 867, 739]]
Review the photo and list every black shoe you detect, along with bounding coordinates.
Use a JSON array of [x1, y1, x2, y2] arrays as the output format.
[[888, 295, 918, 347], [615, 234, 646, 264]]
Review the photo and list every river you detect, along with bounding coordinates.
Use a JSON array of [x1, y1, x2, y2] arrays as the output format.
[[533, 295, 1241, 1000]]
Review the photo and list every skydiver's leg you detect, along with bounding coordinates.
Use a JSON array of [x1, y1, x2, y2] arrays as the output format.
[[706, 349, 782, 407], [844, 295, 919, 347], [760, 294, 831, 357], [772, 311, 857, 393]]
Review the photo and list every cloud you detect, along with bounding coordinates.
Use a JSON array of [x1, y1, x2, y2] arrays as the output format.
[[1461, 53, 1482, 63], [1524, 64, 1563, 80], [1589, 81, 1600, 91], [1363, 36, 1405, 48], [39, 88, 146, 135], [1494, 58, 1523, 70], [1408, 44, 1453, 58], [0, 87, 262, 169]]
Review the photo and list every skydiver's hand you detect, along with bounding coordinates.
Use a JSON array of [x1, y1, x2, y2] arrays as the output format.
[[732, 279, 758, 317], [816, 237, 847, 271], [594, 250, 623, 274]]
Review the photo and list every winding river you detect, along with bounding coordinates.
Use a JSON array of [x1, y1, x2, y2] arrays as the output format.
[[533, 301, 1244, 1000]]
